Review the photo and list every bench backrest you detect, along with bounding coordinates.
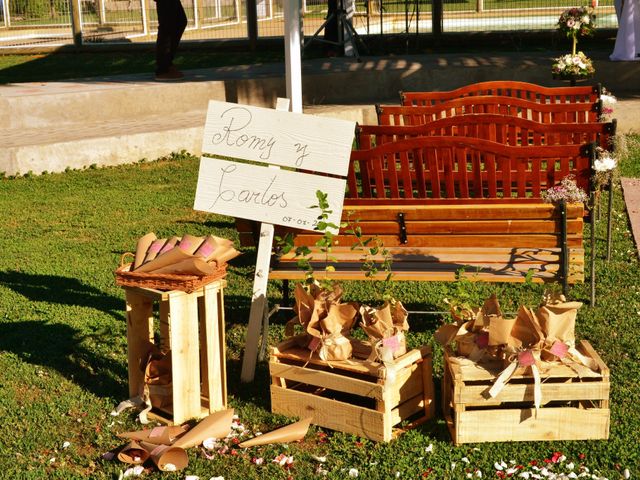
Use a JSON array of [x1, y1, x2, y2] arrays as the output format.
[[400, 81, 600, 106], [346, 136, 594, 204], [377, 96, 601, 125], [357, 114, 616, 150]]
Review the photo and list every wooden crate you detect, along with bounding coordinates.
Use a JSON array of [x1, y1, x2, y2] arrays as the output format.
[[270, 338, 435, 442], [442, 340, 610, 444], [123, 280, 227, 425]]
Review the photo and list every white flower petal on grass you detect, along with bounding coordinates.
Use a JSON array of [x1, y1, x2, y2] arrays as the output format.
[[49, 458, 56, 464], [164, 464, 177, 472], [568, 473, 578, 479], [476, 471, 482, 478], [395, 472, 401, 478], [495, 462, 504, 471], [348, 468, 359, 477], [62, 441, 71, 449], [210, 477, 225, 480], [312, 455, 327, 463], [451, 462, 457, 470], [567, 463, 575, 470], [202, 438, 219, 450], [462, 457, 470, 464], [122, 466, 144, 477], [185, 476, 200, 480], [623, 469, 630, 479], [519, 473, 531, 479]]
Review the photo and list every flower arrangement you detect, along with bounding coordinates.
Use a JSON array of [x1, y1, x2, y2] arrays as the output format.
[[593, 146, 618, 190], [600, 88, 617, 121], [552, 51, 595, 79], [557, 6, 596, 41], [542, 176, 589, 204]]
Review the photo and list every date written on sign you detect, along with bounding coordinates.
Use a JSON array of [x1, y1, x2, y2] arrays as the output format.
[[201, 101, 355, 176], [193, 157, 346, 232]]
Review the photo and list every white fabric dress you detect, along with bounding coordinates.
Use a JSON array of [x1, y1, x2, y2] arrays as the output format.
[[610, 0, 640, 61]]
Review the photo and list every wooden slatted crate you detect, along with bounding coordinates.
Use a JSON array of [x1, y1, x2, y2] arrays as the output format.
[[270, 338, 435, 442], [123, 280, 227, 425], [442, 340, 610, 444]]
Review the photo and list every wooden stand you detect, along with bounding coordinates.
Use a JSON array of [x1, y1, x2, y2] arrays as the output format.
[[270, 337, 435, 442], [123, 281, 227, 425], [442, 340, 609, 444]]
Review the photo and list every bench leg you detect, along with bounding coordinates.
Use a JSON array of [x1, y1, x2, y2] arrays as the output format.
[[560, 200, 569, 297]]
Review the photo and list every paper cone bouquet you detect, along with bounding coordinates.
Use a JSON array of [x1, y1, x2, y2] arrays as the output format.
[[286, 283, 410, 363], [130, 232, 240, 276], [112, 409, 310, 472], [434, 293, 597, 409]]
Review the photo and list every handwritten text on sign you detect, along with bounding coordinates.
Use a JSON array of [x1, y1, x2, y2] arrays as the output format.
[[193, 157, 346, 231], [201, 101, 355, 176]]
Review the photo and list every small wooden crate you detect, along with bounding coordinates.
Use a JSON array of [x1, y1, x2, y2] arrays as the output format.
[[270, 338, 435, 442], [123, 280, 227, 425], [442, 340, 610, 444]]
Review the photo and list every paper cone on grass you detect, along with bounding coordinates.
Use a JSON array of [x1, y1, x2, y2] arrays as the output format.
[[117, 441, 150, 464], [118, 425, 188, 445], [171, 409, 235, 449], [140, 442, 188, 472], [133, 232, 157, 270], [238, 417, 312, 448]]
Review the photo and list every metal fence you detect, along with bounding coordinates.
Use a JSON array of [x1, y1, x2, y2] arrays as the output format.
[[0, 0, 619, 48]]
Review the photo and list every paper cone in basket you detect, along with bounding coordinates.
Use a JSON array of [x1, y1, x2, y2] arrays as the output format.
[[238, 417, 312, 448], [134, 232, 157, 269], [172, 408, 235, 449], [139, 442, 188, 472], [117, 440, 150, 464]]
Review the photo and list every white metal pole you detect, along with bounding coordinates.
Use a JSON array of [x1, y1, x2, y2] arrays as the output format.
[[140, 0, 149, 36], [283, 0, 303, 113], [2, 0, 10, 27], [193, 0, 199, 28]]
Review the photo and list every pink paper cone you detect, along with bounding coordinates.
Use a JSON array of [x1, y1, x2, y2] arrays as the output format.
[[117, 425, 188, 446], [177, 234, 205, 255]]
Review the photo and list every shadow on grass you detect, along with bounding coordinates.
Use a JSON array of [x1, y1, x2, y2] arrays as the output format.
[[0, 319, 129, 399], [0, 270, 124, 317]]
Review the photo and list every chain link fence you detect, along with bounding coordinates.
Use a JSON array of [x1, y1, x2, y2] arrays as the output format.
[[0, 0, 619, 48]]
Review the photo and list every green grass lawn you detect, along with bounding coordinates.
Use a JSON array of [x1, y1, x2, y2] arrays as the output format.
[[1, 142, 639, 479]]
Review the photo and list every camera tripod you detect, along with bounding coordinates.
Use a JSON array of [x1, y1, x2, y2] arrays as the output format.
[[302, 0, 368, 61]]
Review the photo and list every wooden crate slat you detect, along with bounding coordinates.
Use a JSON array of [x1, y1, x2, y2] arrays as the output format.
[[454, 407, 610, 443], [269, 362, 385, 400], [271, 385, 388, 442], [454, 381, 610, 405]]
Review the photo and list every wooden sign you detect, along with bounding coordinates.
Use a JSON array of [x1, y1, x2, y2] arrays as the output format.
[[193, 157, 346, 231], [201, 100, 355, 176]]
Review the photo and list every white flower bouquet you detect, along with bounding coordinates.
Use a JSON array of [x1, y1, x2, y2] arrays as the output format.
[[552, 51, 595, 79]]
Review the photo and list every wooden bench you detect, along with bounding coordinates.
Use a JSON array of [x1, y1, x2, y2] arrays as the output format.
[[236, 136, 593, 293], [357, 114, 616, 151], [400, 81, 601, 107], [377, 95, 601, 125]]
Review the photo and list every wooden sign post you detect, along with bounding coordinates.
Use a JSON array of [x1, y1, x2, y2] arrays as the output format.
[[194, 100, 355, 382]]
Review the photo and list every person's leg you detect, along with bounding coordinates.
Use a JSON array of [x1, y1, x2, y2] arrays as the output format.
[[155, 0, 173, 75], [168, 0, 187, 67]]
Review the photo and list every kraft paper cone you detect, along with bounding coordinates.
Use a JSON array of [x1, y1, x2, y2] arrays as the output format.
[[537, 294, 582, 343], [488, 315, 517, 346], [143, 238, 167, 265], [159, 236, 180, 255], [177, 234, 205, 255], [294, 283, 315, 327], [172, 408, 235, 449], [140, 442, 188, 472], [209, 245, 241, 265], [133, 232, 157, 270], [117, 440, 150, 464], [134, 247, 193, 273], [152, 257, 218, 276], [118, 425, 188, 446], [508, 306, 544, 350], [238, 417, 312, 448], [434, 323, 462, 346]]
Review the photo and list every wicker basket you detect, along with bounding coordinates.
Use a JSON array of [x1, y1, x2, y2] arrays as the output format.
[[115, 253, 227, 293]]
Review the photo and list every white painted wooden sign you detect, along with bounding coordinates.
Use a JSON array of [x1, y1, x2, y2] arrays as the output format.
[[193, 157, 346, 231], [201, 100, 355, 175]]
